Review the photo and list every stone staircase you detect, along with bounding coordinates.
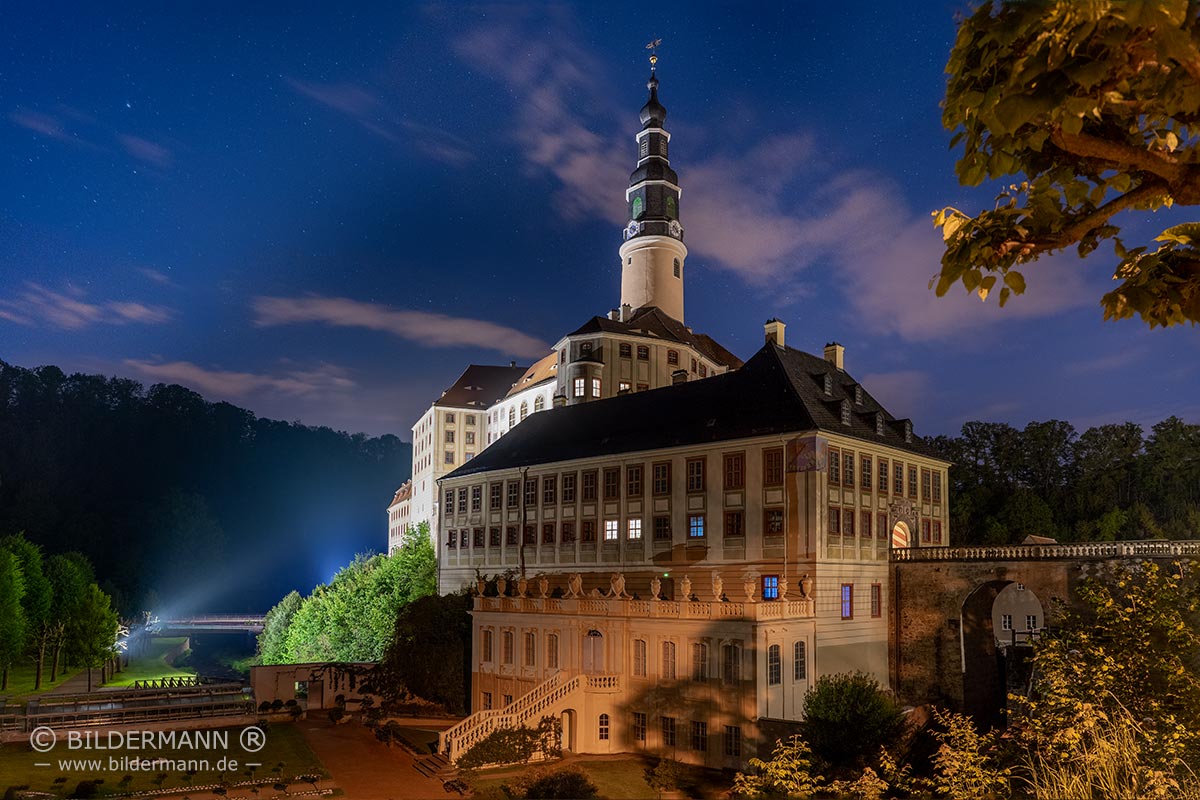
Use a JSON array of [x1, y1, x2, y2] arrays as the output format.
[[439, 671, 620, 762]]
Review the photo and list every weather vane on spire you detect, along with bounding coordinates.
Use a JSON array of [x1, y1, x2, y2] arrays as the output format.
[[645, 38, 662, 71]]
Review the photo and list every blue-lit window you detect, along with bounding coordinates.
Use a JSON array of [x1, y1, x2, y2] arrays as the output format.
[[688, 514, 705, 538], [762, 575, 779, 600], [841, 584, 854, 619]]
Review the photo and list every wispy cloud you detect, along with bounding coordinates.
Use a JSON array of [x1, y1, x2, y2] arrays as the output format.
[[1064, 347, 1145, 375], [137, 267, 177, 286], [124, 359, 356, 398], [451, 13, 1093, 340], [0, 282, 174, 329], [9, 106, 173, 168], [285, 79, 476, 166], [252, 294, 549, 359], [118, 134, 173, 167]]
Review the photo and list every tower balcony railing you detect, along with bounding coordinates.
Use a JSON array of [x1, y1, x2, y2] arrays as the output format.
[[474, 594, 815, 620]]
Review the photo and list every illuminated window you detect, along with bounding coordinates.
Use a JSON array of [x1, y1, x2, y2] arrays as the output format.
[[762, 574, 779, 600], [520, 401, 528, 420], [591, 377, 601, 397], [534, 395, 544, 412], [604, 520, 619, 541], [627, 518, 643, 539], [841, 584, 854, 619], [688, 514, 705, 538], [508, 407, 516, 427], [573, 378, 585, 398]]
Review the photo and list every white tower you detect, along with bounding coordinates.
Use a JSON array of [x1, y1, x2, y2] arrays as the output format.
[[618, 60, 687, 323]]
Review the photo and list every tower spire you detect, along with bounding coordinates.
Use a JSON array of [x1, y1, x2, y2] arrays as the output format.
[[619, 44, 687, 323]]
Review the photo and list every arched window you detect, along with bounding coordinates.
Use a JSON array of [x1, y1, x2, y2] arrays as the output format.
[[547, 634, 559, 669], [722, 643, 741, 684], [633, 639, 647, 677], [662, 641, 676, 680], [667, 349, 679, 365], [667, 196, 677, 218], [508, 407, 516, 427], [631, 196, 644, 219], [691, 642, 708, 682], [598, 713, 610, 740], [767, 644, 781, 685], [534, 395, 545, 412], [520, 401, 528, 420], [794, 641, 807, 680]]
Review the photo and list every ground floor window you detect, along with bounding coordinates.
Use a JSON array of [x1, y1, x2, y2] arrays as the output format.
[[633, 711, 647, 742], [841, 583, 854, 619], [767, 644, 781, 685], [871, 583, 882, 617], [691, 721, 708, 752], [662, 716, 676, 747], [482, 692, 492, 710], [724, 725, 741, 757], [794, 640, 807, 680], [599, 713, 610, 740], [503, 694, 512, 706]]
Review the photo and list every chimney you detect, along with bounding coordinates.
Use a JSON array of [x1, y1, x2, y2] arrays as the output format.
[[608, 309, 620, 321], [824, 342, 845, 371], [764, 318, 786, 348], [620, 303, 633, 322], [671, 369, 688, 386]]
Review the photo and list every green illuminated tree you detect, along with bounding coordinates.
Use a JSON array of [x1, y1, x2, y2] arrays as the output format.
[[75, 583, 119, 692], [0, 550, 26, 690], [258, 590, 302, 665], [935, 0, 1200, 327], [1, 533, 52, 689]]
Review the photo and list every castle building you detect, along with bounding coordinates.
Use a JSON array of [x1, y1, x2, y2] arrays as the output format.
[[386, 480, 413, 554], [432, 66, 951, 767]]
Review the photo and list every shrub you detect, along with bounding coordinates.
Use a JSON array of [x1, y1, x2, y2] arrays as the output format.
[[801, 672, 904, 770], [502, 765, 598, 799], [258, 700, 272, 712], [72, 781, 101, 798], [732, 735, 823, 798], [457, 716, 561, 769]]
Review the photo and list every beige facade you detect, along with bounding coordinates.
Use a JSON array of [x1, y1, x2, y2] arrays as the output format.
[[387, 480, 413, 553], [437, 412, 949, 764]]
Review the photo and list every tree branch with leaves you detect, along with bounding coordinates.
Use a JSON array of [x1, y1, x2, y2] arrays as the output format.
[[934, 0, 1200, 326]]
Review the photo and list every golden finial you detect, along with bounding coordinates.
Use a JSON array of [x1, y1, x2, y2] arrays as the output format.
[[645, 38, 662, 71]]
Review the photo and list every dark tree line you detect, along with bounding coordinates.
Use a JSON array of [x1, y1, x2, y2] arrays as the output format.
[[0, 361, 411, 614], [926, 417, 1200, 545]]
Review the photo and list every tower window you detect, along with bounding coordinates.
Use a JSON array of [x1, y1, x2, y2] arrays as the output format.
[[631, 196, 644, 219], [673, 258, 680, 278], [667, 196, 677, 218]]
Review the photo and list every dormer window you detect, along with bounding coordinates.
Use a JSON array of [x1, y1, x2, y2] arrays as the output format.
[[823, 374, 833, 396], [854, 385, 863, 405], [904, 420, 913, 443], [580, 342, 593, 359], [875, 412, 885, 436], [840, 399, 851, 426]]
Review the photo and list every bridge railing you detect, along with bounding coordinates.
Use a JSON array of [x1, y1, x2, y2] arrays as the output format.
[[891, 539, 1200, 562]]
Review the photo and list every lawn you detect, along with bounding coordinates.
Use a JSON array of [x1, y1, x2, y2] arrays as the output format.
[[467, 754, 731, 799], [0, 662, 83, 699], [105, 636, 196, 688], [0, 722, 327, 797]]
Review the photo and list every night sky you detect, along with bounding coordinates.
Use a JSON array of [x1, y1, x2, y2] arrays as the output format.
[[4, 2, 1198, 442]]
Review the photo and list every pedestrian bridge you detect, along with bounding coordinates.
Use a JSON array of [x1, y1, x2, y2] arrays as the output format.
[[151, 615, 266, 635]]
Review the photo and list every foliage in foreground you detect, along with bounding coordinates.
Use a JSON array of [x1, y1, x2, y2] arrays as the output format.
[[935, 0, 1200, 327], [457, 716, 562, 770], [801, 672, 904, 771], [374, 590, 472, 713], [1010, 559, 1200, 798], [500, 764, 598, 800]]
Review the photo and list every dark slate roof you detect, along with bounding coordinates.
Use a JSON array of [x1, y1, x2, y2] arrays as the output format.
[[564, 306, 742, 370], [443, 342, 944, 480], [434, 364, 528, 409]]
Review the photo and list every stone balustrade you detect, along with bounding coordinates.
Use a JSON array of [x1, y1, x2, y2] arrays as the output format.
[[891, 539, 1200, 563], [474, 594, 815, 620]]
